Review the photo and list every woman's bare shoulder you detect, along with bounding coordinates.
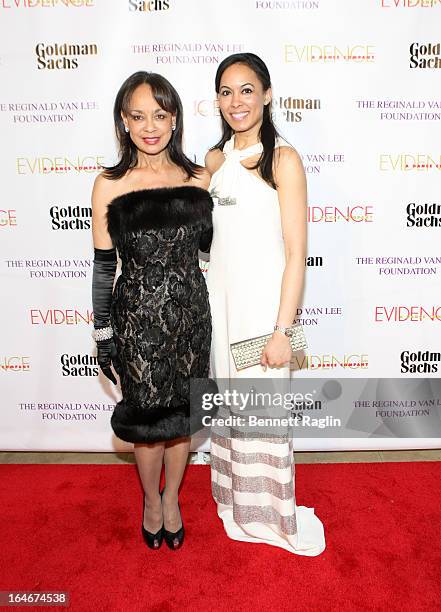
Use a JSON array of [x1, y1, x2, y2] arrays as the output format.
[[92, 172, 130, 209]]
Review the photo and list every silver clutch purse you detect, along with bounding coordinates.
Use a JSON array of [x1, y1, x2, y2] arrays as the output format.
[[230, 324, 307, 371]]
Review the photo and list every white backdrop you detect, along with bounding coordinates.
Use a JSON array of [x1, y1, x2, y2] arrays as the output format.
[[1, 0, 440, 452]]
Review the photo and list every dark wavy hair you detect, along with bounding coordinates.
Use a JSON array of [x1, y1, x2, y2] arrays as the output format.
[[212, 53, 280, 189], [103, 71, 200, 180]]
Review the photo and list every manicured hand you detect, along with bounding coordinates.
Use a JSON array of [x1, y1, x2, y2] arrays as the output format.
[[96, 338, 119, 385], [260, 333, 292, 371]]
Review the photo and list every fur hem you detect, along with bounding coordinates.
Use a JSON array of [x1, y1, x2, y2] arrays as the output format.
[[110, 400, 207, 443], [106, 185, 213, 245]]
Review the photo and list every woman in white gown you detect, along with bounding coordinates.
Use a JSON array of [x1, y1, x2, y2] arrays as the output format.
[[205, 53, 325, 556]]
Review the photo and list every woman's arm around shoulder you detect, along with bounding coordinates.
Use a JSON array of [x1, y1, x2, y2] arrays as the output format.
[[190, 166, 211, 190], [204, 148, 225, 177], [92, 173, 117, 249]]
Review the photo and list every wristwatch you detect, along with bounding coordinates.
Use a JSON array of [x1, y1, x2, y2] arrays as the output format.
[[273, 324, 295, 338]]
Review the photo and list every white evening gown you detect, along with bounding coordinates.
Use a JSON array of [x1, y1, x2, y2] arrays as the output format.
[[206, 135, 325, 556]]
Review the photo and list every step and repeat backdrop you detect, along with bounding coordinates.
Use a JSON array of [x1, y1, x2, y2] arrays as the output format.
[[1, 0, 440, 452]]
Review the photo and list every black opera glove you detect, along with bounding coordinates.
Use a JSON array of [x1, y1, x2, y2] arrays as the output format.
[[96, 337, 120, 386], [92, 247, 119, 385], [199, 227, 213, 254]]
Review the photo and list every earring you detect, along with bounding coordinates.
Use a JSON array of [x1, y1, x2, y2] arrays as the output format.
[[124, 126, 129, 133], [172, 124, 176, 131]]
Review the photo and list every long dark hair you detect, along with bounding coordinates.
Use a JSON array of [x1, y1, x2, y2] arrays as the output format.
[[103, 71, 200, 180], [212, 53, 280, 189]]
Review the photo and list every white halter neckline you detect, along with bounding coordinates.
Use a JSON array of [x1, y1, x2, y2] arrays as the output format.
[[222, 135, 263, 160]]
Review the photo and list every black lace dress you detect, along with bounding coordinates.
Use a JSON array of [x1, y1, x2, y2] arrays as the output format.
[[106, 186, 213, 443]]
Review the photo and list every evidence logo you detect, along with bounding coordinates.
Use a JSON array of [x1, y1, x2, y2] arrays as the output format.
[[1, 0, 94, 7], [193, 99, 220, 117], [0, 356, 30, 372], [381, 0, 441, 6], [60, 353, 98, 377], [30, 309, 94, 325], [16, 155, 104, 174], [410, 42, 441, 68], [375, 305, 441, 322], [401, 350, 440, 373], [407, 202, 441, 227], [284, 44, 375, 63], [308, 204, 374, 222], [35, 43, 97, 70], [1, 209, 17, 228], [379, 153, 441, 171], [292, 354, 369, 370], [129, 0, 169, 10]]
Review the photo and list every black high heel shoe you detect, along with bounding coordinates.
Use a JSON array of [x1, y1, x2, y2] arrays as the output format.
[[141, 495, 163, 550], [161, 490, 185, 550]]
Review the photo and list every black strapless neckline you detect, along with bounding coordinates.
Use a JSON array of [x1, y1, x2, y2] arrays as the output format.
[[106, 184, 213, 241], [108, 185, 211, 208]]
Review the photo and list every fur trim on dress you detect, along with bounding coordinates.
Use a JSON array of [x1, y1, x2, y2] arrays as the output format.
[[106, 186, 213, 245]]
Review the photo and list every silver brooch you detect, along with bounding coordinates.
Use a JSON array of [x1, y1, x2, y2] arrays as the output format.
[[218, 196, 237, 206], [210, 188, 237, 207]]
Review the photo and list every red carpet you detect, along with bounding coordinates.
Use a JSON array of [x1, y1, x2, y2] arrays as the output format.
[[0, 462, 439, 612]]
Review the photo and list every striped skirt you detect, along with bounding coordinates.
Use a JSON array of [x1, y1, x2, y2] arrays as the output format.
[[211, 419, 326, 556]]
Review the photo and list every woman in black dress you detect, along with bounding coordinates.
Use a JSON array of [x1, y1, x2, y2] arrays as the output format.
[[91, 71, 212, 550]]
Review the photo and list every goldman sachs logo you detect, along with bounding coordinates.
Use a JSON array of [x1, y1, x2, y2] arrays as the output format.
[[276, 96, 321, 123], [401, 350, 440, 374], [410, 42, 441, 69], [129, 0, 170, 10], [407, 202, 441, 227], [60, 354, 98, 377], [50, 205, 91, 230], [35, 43, 98, 70], [305, 256, 323, 266]]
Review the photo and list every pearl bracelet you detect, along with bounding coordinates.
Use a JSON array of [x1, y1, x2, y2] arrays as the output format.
[[92, 326, 113, 342]]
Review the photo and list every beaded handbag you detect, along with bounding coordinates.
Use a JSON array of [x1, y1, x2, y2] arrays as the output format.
[[230, 324, 307, 371]]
